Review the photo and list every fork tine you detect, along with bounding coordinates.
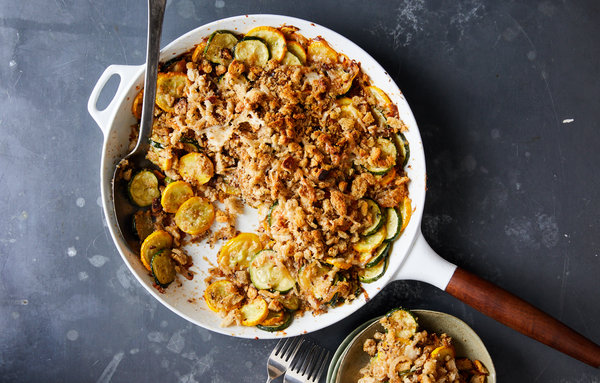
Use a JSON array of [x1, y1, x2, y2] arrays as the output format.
[[312, 349, 330, 382], [273, 337, 287, 356], [299, 344, 318, 376], [308, 346, 326, 380], [284, 337, 304, 362]]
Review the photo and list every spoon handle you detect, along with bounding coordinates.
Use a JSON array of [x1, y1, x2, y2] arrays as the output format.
[[446, 267, 600, 367], [133, 0, 167, 155]]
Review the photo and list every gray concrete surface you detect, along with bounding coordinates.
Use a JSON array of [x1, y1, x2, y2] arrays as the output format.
[[1, 0, 599, 382]]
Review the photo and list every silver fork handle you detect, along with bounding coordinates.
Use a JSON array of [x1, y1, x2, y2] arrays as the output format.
[[133, 0, 166, 155]]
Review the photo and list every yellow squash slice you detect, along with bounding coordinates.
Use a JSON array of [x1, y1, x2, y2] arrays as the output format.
[[174, 196, 215, 235], [140, 230, 173, 271], [204, 280, 243, 312], [365, 85, 394, 116], [178, 152, 214, 186], [191, 42, 207, 63], [155, 72, 188, 113], [324, 257, 352, 270], [218, 233, 264, 271], [240, 297, 269, 326], [160, 180, 194, 213], [431, 345, 456, 361], [307, 39, 338, 64], [286, 41, 306, 64], [128, 170, 160, 207], [245, 26, 287, 62]]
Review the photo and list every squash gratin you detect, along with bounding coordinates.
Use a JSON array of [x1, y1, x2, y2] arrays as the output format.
[[122, 25, 412, 331]]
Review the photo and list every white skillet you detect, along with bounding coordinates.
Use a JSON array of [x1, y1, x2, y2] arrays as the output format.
[[88, 14, 600, 367]]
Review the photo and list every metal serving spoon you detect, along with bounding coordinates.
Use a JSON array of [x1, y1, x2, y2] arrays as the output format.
[[112, 0, 166, 250]]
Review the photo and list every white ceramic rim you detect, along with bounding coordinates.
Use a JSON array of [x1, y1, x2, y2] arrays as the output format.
[[90, 14, 432, 339]]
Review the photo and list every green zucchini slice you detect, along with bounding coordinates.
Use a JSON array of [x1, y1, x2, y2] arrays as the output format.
[[277, 293, 300, 311], [128, 170, 160, 207], [393, 132, 410, 168], [256, 310, 293, 332], [365, 138, 397, 175], [249, 250, 295, 292], [267, 201, 281, 227], [359, 254, 388, 283], [384, 207, 401, 242], [151, 250, 176, 288], [365, 242, 390, 268], [386, 308, 419, 339], [361, 198, 384, 236], [203, 30, 239, 66], [353, 224, 387, 254], [234, 37, 270, 67]]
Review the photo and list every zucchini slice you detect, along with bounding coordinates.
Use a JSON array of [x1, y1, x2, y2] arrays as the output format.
[[128, 170, 160, 207], [151, 250, 176, 288], [203, 30, 239, 66], [257, 310, 293, 332], [174, 196, 215, 235], [204, 280, 243, 312], [307, 39, 338, 64], [277, 293, 300, 311], [286, 41, 306, 64], [132, 210, 153, 242], [361, 198, 384, 236], [353, 224, 387, 253], [384, 207, 401, 242], [365, 242, 390, 268], [365, 138, 397, 175], [386, 308, 419, 340], [267, 201, 282, 227], [179, 136, 201, 152], [249, 250, 295, 292], [178, 152, 214, 186], [297, 262, 337, 302], [393, 132, 410, 168], [155, 72, 188, 113], [160, 180, 194, 213], [240, 297, 269, 326], [140, 230, 173, 271], [234, 37, 270, 67], [218, 233, 263, 271], [245, 26, 287, 62], [358, 254, 388, 283]]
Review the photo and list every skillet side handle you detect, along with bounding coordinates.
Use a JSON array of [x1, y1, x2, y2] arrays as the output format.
[[446, 267, 600, 368]]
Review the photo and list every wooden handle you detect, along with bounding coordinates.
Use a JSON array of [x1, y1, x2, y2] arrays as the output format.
[[446, 267, 600, 367]]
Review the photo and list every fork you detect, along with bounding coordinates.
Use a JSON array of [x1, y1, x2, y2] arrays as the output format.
[[266, 337, 305, 383], [283, 341, 331, 383]]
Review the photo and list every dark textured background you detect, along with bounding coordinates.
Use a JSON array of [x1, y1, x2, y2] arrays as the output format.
[[1, 0, 599, 381]]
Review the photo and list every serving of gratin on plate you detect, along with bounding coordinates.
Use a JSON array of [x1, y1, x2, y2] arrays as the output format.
[[118, 24, 412, 332]]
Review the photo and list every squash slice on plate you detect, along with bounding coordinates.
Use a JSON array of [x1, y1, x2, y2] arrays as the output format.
[[128, 170, 160, 207], [203, 30, 238, 66], [178, 152, 214, 186], [140, 230, 173, 271], [307, 39, 338, 64], [155, 72, 188, 113], [286, 41, 306, 64], [160, 180, 194, 213], [204, 280, 243, 312], [245, 26, 287, 62], [174, 196, 214, 235], [234, 37, 270, 67], [218, 233, 263, 271], [240, 297, 269, 326], [151, 250, 176, 288]]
